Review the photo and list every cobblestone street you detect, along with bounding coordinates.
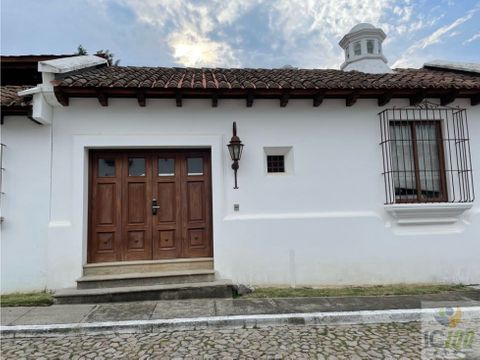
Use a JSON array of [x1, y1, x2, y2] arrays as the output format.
[[2, 321, 479, 359]]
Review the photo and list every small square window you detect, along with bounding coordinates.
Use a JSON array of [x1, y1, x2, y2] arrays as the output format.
[[267, 155, 285, 173], [98, 159, 115, 177], [187, 157, 203, 175], [128, 158, 146, 176], [264, 146, 293, 175], [158, 158, 175, 176]]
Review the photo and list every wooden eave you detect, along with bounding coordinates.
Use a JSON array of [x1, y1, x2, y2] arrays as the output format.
[[53, 86, 480, 107], [0, 105, 36, 124]]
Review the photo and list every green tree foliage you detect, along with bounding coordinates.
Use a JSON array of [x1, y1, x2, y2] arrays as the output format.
[[75, 45, 119, 66]]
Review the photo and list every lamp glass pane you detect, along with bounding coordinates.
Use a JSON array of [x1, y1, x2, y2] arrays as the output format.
[[233, 145, 240, 159], [237, 144, 244, 159], [227, 144, 235, 160]]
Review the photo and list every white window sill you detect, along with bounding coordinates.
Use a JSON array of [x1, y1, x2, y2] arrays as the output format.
[[384, 202, 473, 226]]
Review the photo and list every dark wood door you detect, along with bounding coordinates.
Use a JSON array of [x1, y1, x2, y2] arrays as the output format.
[[89, 149, 212, 263]]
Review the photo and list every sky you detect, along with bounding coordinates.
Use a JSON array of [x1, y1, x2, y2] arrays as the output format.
[[1, 0, 479, 69]]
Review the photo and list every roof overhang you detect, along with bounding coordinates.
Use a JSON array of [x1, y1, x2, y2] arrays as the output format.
[[0, 105, 34, 124], [424, 60, 480, 75], [53, 86, 480, 108]]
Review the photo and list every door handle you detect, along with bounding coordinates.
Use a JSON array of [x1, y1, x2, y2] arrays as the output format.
[[152, 198, 160, 215]]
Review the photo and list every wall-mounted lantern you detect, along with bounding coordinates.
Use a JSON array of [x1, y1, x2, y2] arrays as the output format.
[[227, 122, 244, 189]]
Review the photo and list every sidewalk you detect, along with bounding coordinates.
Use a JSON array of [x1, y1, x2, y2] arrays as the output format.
[[1, 290, 479, 336]]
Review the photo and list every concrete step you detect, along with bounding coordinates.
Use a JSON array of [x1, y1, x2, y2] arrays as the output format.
[[54, 280, 234, 304], [76, 269, 216, 289], [83, 258, 213, 276]]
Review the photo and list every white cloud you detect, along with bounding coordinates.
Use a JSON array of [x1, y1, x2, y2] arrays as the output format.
[[168, 30, 240, 67], [104, 0, 404, 68], [392, 9, 477, 67], [109, 0, 260, 67], [88, 0, 476, 69], [463, 32, 480, 45], [416, 10, 475, 49], [265, 0, 399, 67]]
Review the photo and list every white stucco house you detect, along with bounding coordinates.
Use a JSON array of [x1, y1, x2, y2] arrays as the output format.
[[1, 24, 479, 300]]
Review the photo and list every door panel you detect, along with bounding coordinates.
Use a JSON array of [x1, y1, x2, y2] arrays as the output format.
[[89, 149, 212, 263], [126, 183, 147, 223], [181, 152, 212, 258], [96, 183, 116, 224], [96, 232, 115, 251], [152, 153, 182, 259], [122, 153, 152, 261], [89, 153, 123, 262], [157, 182, 176, 222], [186, 182, 205, 221]]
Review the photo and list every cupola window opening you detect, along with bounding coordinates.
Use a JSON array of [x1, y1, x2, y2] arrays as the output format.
[[354, 41, 361, 56], [367, 40, 374, 54]]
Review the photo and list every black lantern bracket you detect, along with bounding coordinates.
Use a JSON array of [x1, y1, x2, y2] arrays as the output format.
[[227, 122, 244, 189]]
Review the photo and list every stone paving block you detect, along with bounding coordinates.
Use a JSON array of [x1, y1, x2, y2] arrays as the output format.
[[0, 307, 33, 326], [151, 299, 216, 319], [12, 304, 94, 325], [215, 298, 279, 316], [3, 321, 480, 359], [85, 301, 156, 322]]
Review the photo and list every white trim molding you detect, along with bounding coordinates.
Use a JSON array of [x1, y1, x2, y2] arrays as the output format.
[[384, 202, 473, 226]]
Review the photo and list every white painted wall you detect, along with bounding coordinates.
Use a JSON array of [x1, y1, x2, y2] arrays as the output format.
[[1, 116, 51, 293], [2, 98, 479, 292]]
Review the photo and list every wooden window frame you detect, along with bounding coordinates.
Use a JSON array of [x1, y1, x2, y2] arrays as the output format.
[[390, 120, 448, 203]]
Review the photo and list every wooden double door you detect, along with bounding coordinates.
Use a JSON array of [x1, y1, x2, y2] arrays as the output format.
[[88, 149, 213, 263]]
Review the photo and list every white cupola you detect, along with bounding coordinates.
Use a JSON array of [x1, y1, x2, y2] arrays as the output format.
[[339, 23, 392, 73]]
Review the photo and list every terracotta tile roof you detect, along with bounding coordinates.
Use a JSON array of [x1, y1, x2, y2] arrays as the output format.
[[58, 67, 480, 90], [1, 86, 33, 107]]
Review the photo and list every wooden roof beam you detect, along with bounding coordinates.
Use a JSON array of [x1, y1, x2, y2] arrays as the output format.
[[96, 90, 108, 106], [409, 91, 426, 106], [212, 93, 218, 107], [55, 89, 69, 106], [378, 92, 392, 107], [313, 92, 324, 107], [440, 90, 458, 106], [346, 92, 358, 107], [176, 91, 182, 107], [280, 93, 289, 107], [471, 93, 480, 106], [137, 90, 146, 107], [246, 93, 254, 107]]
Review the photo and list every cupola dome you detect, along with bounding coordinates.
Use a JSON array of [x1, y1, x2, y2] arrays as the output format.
[[339, 23, 392, 73]]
